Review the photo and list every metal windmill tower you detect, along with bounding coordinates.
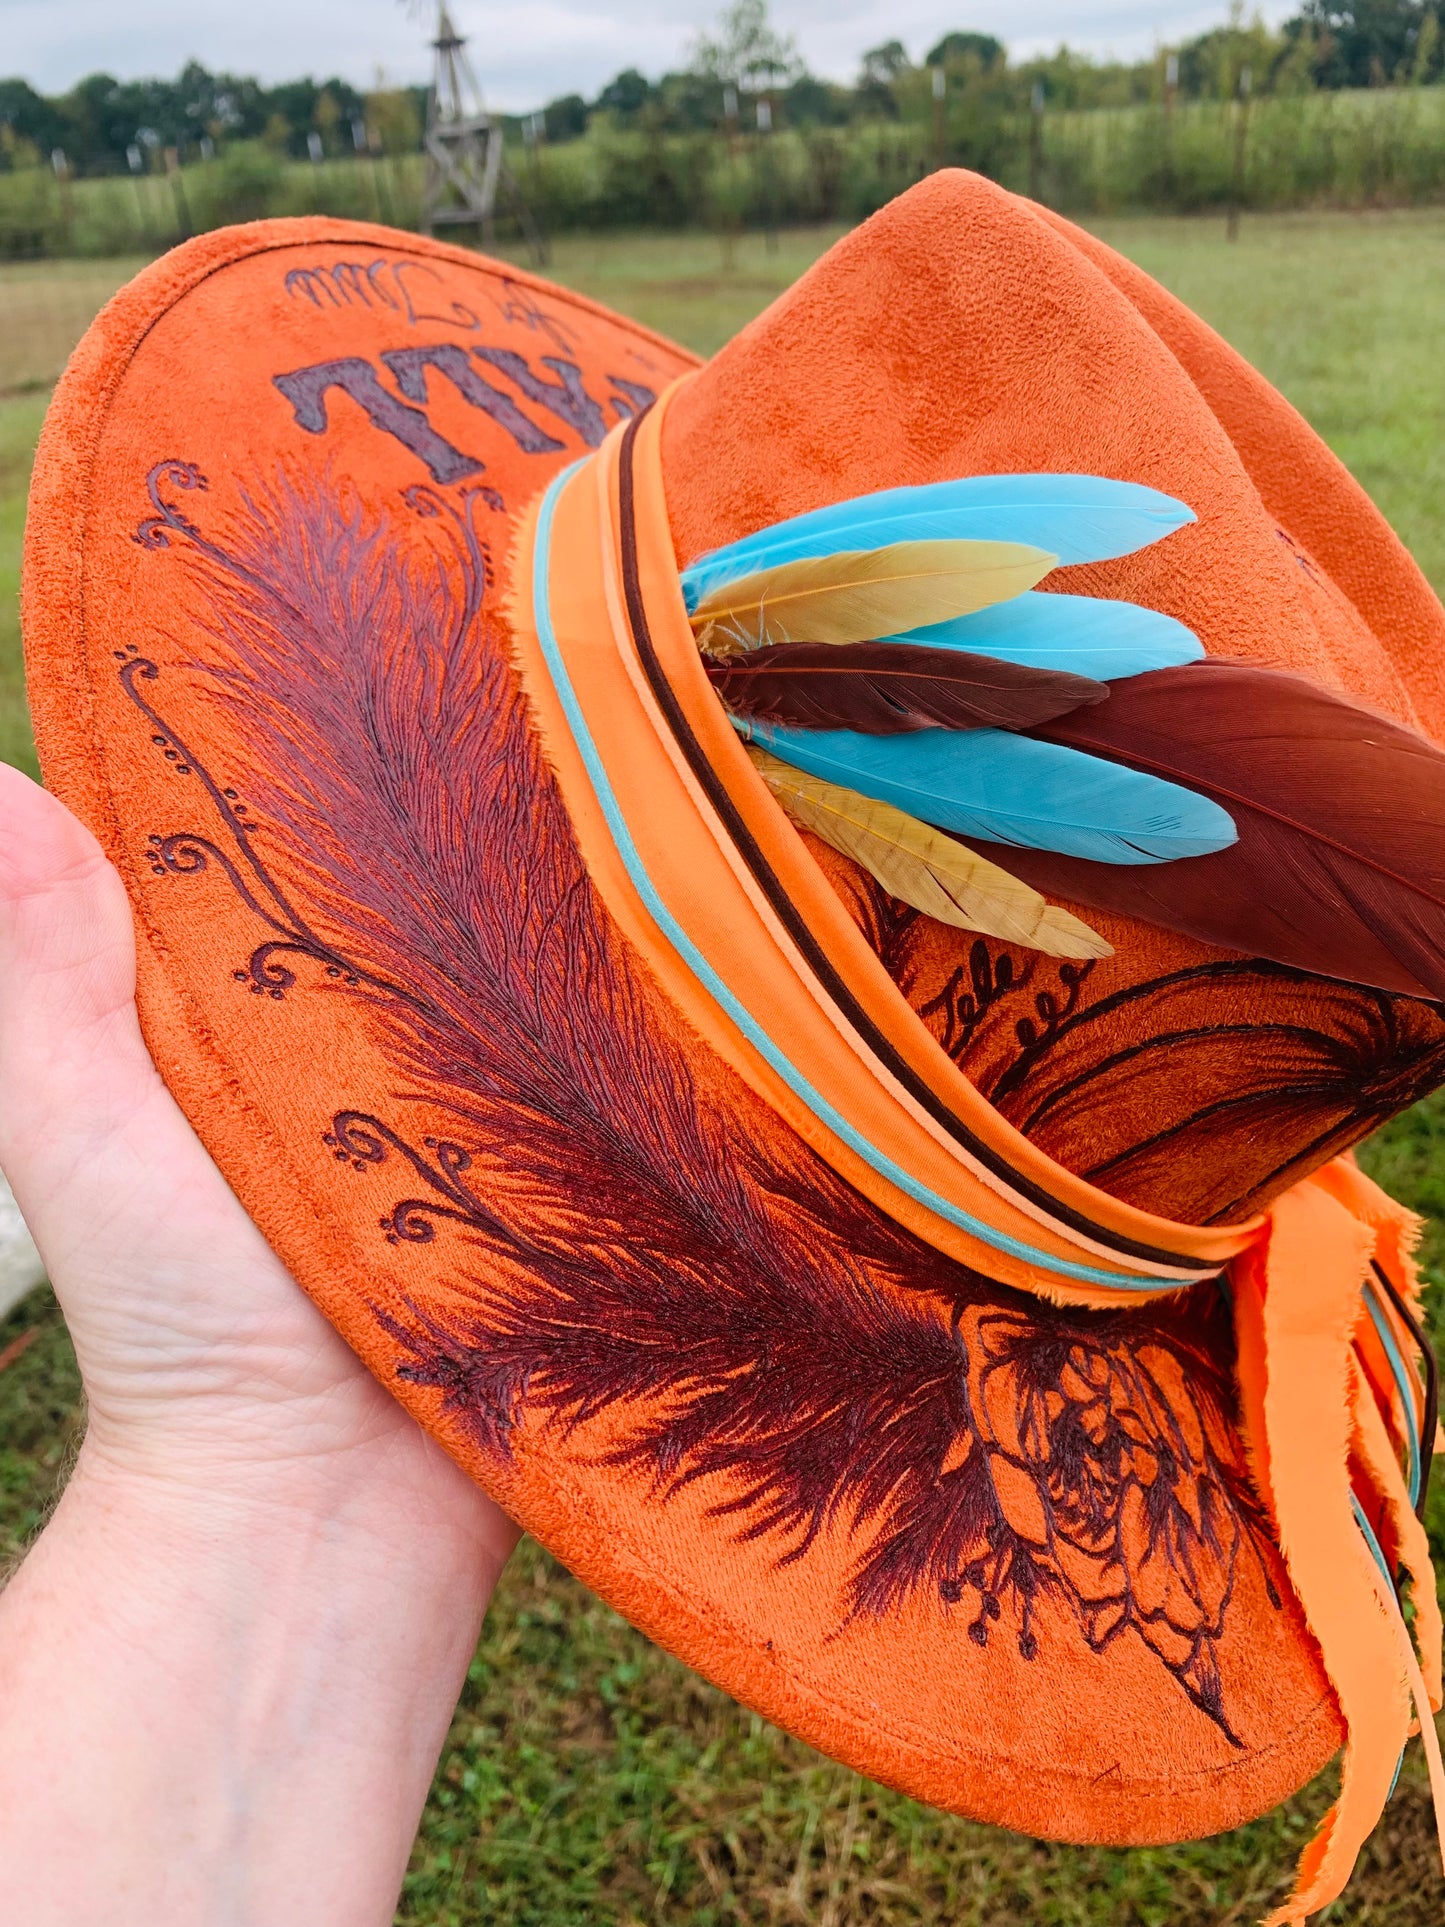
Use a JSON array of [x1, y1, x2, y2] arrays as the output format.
[[421, 2, 546, 264]]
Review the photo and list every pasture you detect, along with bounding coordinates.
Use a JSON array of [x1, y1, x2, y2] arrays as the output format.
[[3, 210, 1445, 1923]]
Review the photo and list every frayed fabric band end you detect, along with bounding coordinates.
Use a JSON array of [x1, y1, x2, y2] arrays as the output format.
[[1239, 1162, 1445, 1925]]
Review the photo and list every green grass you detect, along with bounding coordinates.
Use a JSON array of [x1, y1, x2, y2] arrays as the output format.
[[497, 225, 850, 359], [0, 392, 46, 779], [5, 213, 1445, 1922], [0, 1289, 82, 1570], [1089, 209, 1445, 592], [0, 256, 149, 396]]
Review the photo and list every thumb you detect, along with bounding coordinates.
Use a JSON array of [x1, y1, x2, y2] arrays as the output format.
[[0, 762, 371, 1434], [0, 762, 155, 1165], [0, 762, 233, 1280]]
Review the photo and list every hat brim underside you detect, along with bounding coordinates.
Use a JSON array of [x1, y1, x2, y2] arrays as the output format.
[[22, 219, 1338, 1844]]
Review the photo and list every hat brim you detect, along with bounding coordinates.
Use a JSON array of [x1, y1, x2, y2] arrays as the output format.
[[23, 218, 1339, 1844]]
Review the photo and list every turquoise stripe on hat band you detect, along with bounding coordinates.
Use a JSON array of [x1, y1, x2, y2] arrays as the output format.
[[1363, 1278, 1423, 1508], [1352, 1493, 1408, 1799], [530, 463, 1210, 1295]]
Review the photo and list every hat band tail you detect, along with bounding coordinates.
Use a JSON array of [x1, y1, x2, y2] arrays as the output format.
[[1233, 1162, 1444, 1921]]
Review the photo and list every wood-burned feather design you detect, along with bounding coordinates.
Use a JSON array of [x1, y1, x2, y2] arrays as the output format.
[[849, 909, 1445, 1228], [128, 461, 1288, 1739]]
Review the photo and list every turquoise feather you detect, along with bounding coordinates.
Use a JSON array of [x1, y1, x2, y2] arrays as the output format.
[[745, 720, 1237, 865], [886, 592, 1204, 682], [682, 474, 1194, 610]]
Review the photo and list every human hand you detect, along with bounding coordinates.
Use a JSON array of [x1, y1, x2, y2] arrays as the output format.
[[0, 761, 518, 1926]]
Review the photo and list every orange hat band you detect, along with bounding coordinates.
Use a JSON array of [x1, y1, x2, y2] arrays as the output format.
[[510, 384, 1258, 1304]]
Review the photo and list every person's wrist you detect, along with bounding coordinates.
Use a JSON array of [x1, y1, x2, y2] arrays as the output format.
[[42, 1427, 515, 1648], [0, 1410, 516, 1927], [61, 1368, 517, 1604]]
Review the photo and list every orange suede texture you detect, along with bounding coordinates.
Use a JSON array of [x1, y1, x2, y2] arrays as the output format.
[[663, 173, 1441, 726], [21, 212, 1352, 1850]]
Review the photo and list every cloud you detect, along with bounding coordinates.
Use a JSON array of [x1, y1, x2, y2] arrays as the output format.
[[0, 0, 1296, 110]]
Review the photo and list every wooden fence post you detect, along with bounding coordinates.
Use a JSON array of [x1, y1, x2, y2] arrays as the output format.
[[1163, 50, 1178, 203], [165, 146, 192, 241], [1028, 79, 1045, 202], [1227, 63, 1252, 241]]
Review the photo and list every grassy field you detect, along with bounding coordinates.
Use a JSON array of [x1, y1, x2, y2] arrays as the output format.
[[5, 211, 1445, 1922], [0, 256, 150, 398]]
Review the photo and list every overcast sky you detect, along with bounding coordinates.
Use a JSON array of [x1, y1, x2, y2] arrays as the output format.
[[3, 1, 1296, 110]]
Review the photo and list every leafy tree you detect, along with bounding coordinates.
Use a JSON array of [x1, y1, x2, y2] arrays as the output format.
[[1284, 0, 1439, 85], [860, 40, 909, 85], [171, 61, 270, 141], [313, 87, 343, 153], [653, 69, 720, 131], [542, 93, 589, 142], [596, 68, 654, 120], [689, 0, 802, 92], [0, 79, 65, 164], [263, 77, 365, 157], [364, 85, 423, 155], [1013, 46, 1152, 109], [785, 75, 852, 126], [1178, 18, 1288, 97], [60, 75, 139, 168], [1415, 7, 1443, 78], [854, 39, 909, 119], [925, 31, 1006, 70]]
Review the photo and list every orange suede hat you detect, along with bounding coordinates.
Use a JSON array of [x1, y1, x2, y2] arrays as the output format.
[[21, 173, 1445, 1921]]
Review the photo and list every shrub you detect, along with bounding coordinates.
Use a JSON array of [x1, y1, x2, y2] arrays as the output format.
[[185, 142, 287, 229]]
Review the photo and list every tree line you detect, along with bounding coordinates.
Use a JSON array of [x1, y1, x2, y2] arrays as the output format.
[[3, 3, 1444, 179]]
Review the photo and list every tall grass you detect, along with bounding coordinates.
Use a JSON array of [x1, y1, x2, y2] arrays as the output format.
[[1045, 85, 1445, 212], [0, 149, 423, 259], [9, 85, 1445, 258]]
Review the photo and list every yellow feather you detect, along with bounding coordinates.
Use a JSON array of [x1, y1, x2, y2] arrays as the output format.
[[692, 540, 1057, 656], [748, 748, 1112, 961]]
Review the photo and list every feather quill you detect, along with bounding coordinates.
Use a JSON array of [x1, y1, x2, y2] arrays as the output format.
[[745, 718, 1237, 865], [682, 474, 1194, 609], [885, 591, 1205, 681], [691, 539, 1055, 656], [971, 660, 1445, 1001], [706, 640, 1107, 734], [748, 747, 1111, 959]]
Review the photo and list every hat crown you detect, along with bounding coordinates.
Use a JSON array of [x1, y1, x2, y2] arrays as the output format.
[[661, 173, 1445, 1224]]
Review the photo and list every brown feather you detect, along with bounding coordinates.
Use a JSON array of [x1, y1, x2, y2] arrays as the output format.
[[982, 660, 1445, 1001], [707, 641, 1107, 734]]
